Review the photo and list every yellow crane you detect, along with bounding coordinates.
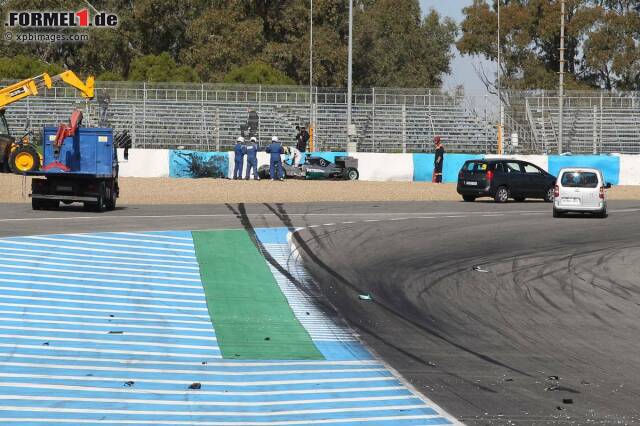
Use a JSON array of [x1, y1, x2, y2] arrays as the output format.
[[0, 71, 94, 173]]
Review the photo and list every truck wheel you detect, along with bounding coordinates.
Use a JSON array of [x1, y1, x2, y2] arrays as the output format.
[[462, 195, 476, 202], [9, 145, 40, 173], [86, 181, 106, 212], [105, 180, 116, 210], [344, 168, 359, 180]]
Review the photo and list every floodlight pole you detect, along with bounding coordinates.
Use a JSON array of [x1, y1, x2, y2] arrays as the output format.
[[346, 0, 356, 152], [558, 0, 566, 154], [497, 0, 503, 155], [309, 0, 314, 150]]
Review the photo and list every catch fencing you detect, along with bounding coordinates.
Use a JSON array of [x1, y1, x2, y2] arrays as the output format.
[[2, 81, 497, 153], [4, 81, 640, 154]]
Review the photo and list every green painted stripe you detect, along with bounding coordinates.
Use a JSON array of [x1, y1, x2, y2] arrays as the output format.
[[192, 229, 323, 360]]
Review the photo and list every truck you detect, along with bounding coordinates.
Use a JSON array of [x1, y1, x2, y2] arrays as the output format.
[[30, 110, 118, 212]]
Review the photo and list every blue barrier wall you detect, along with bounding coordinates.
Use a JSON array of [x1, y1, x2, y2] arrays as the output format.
[[170, 150, 229, 178], [548, 155, 620, 185], [413, 153, 482, 183], [412, 154, 435, 182]]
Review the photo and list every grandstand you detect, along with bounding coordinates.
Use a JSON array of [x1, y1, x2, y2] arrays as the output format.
[[525, 94, 640, 154], [4, 81, 639, 154], [2, 81, 497, 153]]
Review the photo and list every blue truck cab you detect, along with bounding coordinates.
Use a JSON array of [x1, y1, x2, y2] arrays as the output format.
[[30, 127, 119, 211]]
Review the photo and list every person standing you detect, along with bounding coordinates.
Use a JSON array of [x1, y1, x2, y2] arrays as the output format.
[[433, 136, 445, 183], [233, 136, 245, 180], [292, 126, 309, 167], [244, 137, 260, 180], [266, 136, 284, 181]]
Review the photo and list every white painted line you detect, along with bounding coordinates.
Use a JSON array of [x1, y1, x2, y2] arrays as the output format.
[[0, 404, 430, 417], [0, 308, 211, 325], [0, 277, 202, 294], [0, 415, 444, 425], [118, 232, 194, 241], [0, 317, 210, 333], [0, 382, 401, 396], [0, 245, 198, 265], [0, 286, 205, 305], [322, 223, 335, 226], [70, 233, 194, 246], [482, 214, 504, 217], [0, 325, 214, 341], [0, 372, 397, 386], [0, 264, 201, 282], [0, 343, 221, 359], [0, 301, 210, 319], [0, 362, 385, 377], [0, 393, 415, 407], [364, 219, 381, 222], [5, 256, 201, 276], [0, 353, 380, 368], [0, 295, 209, 313], [443, 215, 466, 218], [0, 209, 549, 223], [0, 240, 196, 260], [0, 273, 202, 291], [20, 236, 197, 254], [0, 334, 220, 351]]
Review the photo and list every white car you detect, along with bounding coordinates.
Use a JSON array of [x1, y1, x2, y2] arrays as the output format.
[[553, 168, 611, 218]]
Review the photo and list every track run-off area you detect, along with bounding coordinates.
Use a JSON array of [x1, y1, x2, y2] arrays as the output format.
[[1, 200, 640, 425]]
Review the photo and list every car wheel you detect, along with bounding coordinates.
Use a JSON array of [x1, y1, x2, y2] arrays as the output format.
[[553, 208, 563, 218], [344, 167, 359, 180], [595, 208, 607, 219], [544, 186, 555, 203], [494, 186, 509, 203], [462, 195, 476, 202]]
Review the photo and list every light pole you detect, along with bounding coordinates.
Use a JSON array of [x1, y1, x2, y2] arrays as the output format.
[[346, 0, 356, 152], [558, 0, 565, 154], [309, 0, 314, 151], [497, 0, 503, 155]]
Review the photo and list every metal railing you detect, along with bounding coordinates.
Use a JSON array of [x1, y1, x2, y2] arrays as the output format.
[[2, 81, 497, 153]]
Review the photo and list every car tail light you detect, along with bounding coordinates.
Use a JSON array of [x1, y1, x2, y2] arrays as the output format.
[[486, 170, 494, 181], [458, 170, 464, 179], [554, 185, 559, 198], [599, 186, 605, 199]]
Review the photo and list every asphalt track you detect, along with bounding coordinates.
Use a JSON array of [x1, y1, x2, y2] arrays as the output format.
[[2, 199, 640, 425]]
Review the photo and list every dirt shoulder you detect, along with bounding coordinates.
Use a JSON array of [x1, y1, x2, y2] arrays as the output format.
[[2, 175, 640, 204]]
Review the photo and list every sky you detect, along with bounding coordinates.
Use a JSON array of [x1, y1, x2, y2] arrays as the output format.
[[419, 0, 493, 95]]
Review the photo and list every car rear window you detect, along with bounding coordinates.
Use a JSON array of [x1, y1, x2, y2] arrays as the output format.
[[560, 171, 599, 188], [463, 161, 490, 172]]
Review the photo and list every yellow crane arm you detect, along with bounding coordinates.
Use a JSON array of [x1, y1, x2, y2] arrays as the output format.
[[0, 71, 94, 109]]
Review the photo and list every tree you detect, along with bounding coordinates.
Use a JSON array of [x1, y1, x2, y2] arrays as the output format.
[[457, 0, 640, 91], [128, 53, 199, 82], [0, 55, 64, 79], [354, 1, 457, 87], [223, 61, 295, 85]]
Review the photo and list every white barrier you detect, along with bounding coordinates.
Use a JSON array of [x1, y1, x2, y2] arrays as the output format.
[[348, 152, 414, 181], [117, 149, 169, 177], [618, 155, 640, 185], [116, 149, 640, 185]]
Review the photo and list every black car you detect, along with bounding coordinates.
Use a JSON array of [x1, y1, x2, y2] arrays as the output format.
[[457, 159, 556, 203]]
